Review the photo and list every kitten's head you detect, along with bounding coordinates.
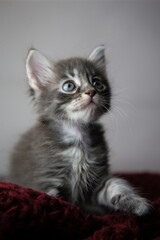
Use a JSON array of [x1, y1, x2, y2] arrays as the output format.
[[26, 46, 111, 123]]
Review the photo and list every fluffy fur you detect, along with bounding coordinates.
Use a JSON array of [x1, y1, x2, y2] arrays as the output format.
[[9, 46, 149, 215]]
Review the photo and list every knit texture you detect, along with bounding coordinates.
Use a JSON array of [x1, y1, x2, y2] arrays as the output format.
[[0, 173, 160, 240]]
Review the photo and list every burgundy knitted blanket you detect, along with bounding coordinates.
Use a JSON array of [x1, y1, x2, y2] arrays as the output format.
[[0, 173, 160, 240]]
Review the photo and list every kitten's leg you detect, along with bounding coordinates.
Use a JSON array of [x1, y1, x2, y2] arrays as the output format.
[[97, 177, 149, 216]]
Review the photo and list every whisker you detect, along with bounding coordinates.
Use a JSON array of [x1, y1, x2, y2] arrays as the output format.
[[103, 106, 119, 132], [112, 87, 128, 96], [112, 104, 128, 119], [114, 98, 136, 112]]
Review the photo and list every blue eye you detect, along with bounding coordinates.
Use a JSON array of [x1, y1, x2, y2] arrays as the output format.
[[62, 81, 76, 92], [92, 79, 106, 92]]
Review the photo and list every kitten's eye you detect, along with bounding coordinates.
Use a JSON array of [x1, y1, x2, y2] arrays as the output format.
[[62, 81, 77, 92], [92, 79, 106, 92]]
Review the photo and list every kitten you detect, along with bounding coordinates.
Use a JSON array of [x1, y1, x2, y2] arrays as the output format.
[[9, 46, 149, 215]]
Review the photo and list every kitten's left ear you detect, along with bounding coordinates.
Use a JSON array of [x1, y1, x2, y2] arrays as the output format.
[[88, 45, 106, 72]]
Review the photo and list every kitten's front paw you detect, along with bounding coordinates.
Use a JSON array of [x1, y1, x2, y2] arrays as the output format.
[[111, 193, 149, 216]]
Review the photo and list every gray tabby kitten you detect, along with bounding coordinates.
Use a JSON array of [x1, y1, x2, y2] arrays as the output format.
[[9, 46, 149, 216]]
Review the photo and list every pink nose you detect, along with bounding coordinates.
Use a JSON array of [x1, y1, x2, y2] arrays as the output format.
[[85, 89, 96, 97]]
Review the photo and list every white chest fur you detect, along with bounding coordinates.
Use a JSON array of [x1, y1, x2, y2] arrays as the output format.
[[62, 122, 91, 202], [68, 146, 90, 202], [62, 122, 83, 143]]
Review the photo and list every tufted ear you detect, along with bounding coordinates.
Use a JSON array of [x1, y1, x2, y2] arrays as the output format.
[[89, 45, 106, 72], [26, 49, 54, 91]]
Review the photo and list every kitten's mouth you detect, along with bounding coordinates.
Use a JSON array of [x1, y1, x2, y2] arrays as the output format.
[[86, 100, 96, 108], [73, 99, 97, 112]]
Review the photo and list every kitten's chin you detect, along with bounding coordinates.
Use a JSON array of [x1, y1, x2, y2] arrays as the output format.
[[68, 103, 100, 123], [78, 101, 96, 112]]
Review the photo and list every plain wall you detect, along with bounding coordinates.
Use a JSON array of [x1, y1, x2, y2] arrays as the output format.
[[0, 0, 160, 175]]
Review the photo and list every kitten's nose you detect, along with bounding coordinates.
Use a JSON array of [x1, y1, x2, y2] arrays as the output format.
[[85, 89, 96, 97]]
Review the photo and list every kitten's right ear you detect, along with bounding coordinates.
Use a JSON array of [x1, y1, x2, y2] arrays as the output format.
[[26, 49, 54, 91]]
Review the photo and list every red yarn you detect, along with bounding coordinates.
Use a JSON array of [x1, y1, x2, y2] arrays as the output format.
[[0, 173, 160, 240]]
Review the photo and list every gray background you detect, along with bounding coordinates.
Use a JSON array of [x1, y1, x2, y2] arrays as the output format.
[[0, 0, 160, 175]]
